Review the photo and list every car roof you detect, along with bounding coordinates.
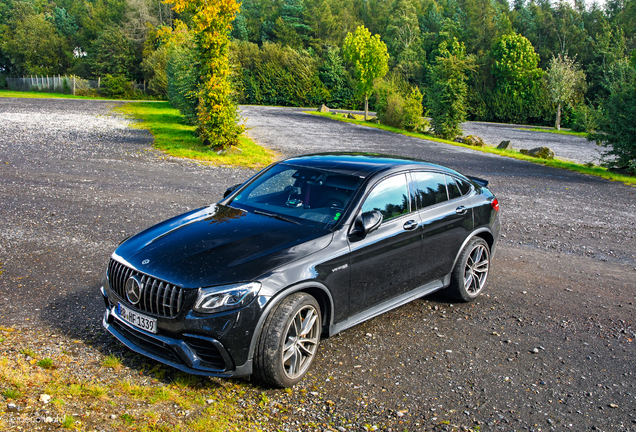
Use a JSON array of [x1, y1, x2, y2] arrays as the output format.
[[281, 152, 454, 178]]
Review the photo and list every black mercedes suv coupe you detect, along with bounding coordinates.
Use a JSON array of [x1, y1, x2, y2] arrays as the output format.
[[101, 153, 500, 387]]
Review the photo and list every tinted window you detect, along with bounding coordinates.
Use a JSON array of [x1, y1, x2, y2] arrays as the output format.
[[446, 175, 462, 200], [361, 174, 410, 221], [456, 177, 472, 195], [230, 164, 362, 229], [412, 172, 448, 209]]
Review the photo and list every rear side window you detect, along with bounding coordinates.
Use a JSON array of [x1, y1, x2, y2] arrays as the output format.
[[412, 172, 448, 209], [446, 176, 462, 200], [361, 174, 410, 221], [456, 177, 472, 195]]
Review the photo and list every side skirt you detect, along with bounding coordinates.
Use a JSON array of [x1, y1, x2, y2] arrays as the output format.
[[328, 275, 449, 336]]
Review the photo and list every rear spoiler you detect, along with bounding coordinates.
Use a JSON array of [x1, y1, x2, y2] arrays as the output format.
[[467, 176, 489, 187]]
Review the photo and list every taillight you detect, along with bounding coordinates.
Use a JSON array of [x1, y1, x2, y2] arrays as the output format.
[[491, 198, 499, 212]]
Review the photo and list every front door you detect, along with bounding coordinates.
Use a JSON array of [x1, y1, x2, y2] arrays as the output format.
[[347, 174, 423, 315]]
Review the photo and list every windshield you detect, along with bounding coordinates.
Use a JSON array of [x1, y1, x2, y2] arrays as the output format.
[[228, 163, 363, 230]]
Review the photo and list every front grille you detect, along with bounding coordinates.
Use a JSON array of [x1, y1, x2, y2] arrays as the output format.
[[108, 259, 185, 318]]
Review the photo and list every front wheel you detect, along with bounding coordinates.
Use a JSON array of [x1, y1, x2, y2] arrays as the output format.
[[254, 293, 321, 387], [447, 237, 490, 302]]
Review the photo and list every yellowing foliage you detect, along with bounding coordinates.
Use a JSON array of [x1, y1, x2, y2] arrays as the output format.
[[168, 0, 244, 148]]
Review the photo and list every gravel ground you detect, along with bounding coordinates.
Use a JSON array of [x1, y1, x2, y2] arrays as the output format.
[[460, 121, 602, 165], [1, 99, 635, 431]]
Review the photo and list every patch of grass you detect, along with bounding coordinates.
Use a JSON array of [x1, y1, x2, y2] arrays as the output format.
[[37, 357, 54, 369], [120, 413, 135, 426], [149, 386, 176, 404], [61, 414, 77, 429], [85, 384, 109, 399], [116, 102, 276, 169], [309, 111, 636, 185], [2, 388, 21, 399], [516, 127, 589, 137], [172, 372, 199, 389], [101, 355, 122, 370], [119, 380, 152, 399], [19, 348, 37, 358]]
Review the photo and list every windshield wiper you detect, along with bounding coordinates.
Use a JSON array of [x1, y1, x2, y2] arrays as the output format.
[[253, 209, 300, 225]]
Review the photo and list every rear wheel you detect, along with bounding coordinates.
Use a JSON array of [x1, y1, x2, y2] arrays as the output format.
[[254, 293, 321, 387], [447, 237, 490, 302]]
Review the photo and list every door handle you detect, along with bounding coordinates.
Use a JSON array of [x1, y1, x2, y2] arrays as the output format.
[[403, 220, 418, 231], [455, 206, 468, 215]]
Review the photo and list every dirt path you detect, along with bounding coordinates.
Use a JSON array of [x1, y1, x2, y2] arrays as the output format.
[[0, 99, 635, 431]]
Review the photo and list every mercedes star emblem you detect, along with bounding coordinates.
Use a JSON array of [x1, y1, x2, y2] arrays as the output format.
[[125, 275, 143, 305]]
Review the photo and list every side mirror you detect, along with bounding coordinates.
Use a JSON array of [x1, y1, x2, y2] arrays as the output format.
[[351, 210, 383, 237], [223, 183, 243, 198]]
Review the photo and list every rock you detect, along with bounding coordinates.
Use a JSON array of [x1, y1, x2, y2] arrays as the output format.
[[202, 138, 211, 146], [110, 414, 117, 420], [346, 113, 357, 119], [44, 417, 54, 423], [463, 135, 486, 147], [319, 104, 330, 113], [205, 399, 214, 404], [454, 137, 464, 143], [7, 403, 18, 412], [520, 146, 555, 159], [216, 145, 243, 156], [366, 116, 380, 124], [39, 394, 51, 404], [497, 140, 512, 150]]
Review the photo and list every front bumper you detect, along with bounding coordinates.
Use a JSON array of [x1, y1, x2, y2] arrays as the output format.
[[101, 286, 254, 377]]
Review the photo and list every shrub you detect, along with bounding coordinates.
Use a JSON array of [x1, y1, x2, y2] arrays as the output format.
[[374, 74, 425, 132], [166, 43, 199, 124], [589, 85, 636, 174], [571, 104, 599, 133], [100, 74, 135, 99], [234, 41, 329, 107]]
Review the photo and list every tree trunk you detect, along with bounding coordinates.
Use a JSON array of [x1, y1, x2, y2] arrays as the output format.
[[364, 94, 368, 121], [555, 102, 561, 131]]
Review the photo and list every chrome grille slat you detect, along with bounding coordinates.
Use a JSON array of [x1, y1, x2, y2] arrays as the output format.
[[107, 259, 185, 318], [161, 285, 172, 315]]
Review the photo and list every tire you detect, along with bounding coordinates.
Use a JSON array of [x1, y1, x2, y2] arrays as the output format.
[[447, 237, 490, 302], [254, 292, 321, 388]]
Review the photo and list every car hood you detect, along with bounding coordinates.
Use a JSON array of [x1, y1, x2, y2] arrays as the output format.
[[113, 204, 333, 289]]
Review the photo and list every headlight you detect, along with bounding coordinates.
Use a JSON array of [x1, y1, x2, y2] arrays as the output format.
[[193, 282, 261, 314]]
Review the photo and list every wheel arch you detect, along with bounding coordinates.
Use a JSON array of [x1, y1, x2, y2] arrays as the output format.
[[247, 282, 334, 365], [450, 228, 494, 273]]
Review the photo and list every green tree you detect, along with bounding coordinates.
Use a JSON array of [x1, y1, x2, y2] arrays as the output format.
[[589, 84, 636, 174], [88, 28, 136, 78], [171, 0, 244, 149], [319, 46, 356, 108], [546, 53, 586, 130], [1, 13, 70, 75], [427, 38, 475, 139], [491, 32, 542, 96], [343, 25, 389, 119], [385, 0, 423, 81]]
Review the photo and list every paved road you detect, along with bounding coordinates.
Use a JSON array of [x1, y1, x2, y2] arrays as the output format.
[[1, 100, 635, 431]]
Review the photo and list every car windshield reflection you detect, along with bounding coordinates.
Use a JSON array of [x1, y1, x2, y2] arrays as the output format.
[[229, 164, 363, 229]]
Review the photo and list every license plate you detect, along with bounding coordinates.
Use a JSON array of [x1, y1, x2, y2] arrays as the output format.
[[117, 303, 157, 334]]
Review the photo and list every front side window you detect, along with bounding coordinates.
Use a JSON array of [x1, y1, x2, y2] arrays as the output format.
[[361, 174, 410, 221], [412, 171, 448, 209]]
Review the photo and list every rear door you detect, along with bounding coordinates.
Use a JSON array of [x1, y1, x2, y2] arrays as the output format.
[[411, 171, 474, 281]]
